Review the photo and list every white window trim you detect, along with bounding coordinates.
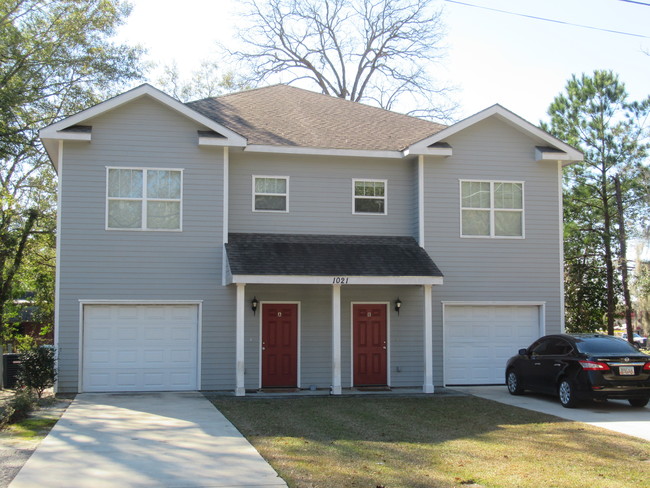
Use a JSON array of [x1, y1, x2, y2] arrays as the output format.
[[352, 178, 388, 215], [459, 179, 525, 239], [106, 166, 184, 232], [252, 175, 289, 213]]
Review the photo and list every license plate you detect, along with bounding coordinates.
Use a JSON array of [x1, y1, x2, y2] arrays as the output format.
[[619, 366, 635, 375]]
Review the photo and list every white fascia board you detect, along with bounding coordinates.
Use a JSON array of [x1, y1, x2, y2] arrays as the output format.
[[244, 144, 404, 159], [40, 131, 91, 142], [535, 146, 579, 167], [403, 146, 453, 157], [199, 136, 241, 147], [406, 104, 583, 163], [229, 274, 444, 286], [40, 83, 247, 146]]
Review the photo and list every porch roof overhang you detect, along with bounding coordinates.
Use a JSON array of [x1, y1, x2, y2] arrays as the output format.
[[225, 233, 444, 286]]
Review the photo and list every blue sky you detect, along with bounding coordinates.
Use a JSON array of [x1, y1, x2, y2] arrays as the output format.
[[116, 0, 650, 124]]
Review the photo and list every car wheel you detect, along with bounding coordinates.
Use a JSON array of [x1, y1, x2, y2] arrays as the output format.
[[506, 369, 524, 395], [628, 397, 649, 408], [558, 379, 579, 408]]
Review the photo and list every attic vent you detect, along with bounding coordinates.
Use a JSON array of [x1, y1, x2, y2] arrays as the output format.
[[198, 130, 226, 139], [427, 142, 451, 149], [535, 146, 563, 153], [60, 125, 92, 133]]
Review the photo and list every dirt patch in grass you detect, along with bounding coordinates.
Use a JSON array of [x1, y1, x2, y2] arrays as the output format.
[[212, 396, 650, 488]]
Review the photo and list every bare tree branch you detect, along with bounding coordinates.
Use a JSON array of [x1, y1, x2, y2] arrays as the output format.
[[230, 0, 455, 120]]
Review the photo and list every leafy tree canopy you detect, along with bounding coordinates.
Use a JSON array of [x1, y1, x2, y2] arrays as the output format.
[[0, 0, 143, 344], [544, 70, 650, 333]]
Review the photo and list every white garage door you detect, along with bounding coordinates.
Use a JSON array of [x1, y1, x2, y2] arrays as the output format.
[[444, 305, 541, 385], [82, 304, 199, 392]]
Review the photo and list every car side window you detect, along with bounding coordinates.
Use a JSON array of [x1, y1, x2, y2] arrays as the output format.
[[531, 338, 573, 356], [530, 340, 550, 356], [553, 339, 573, 356], [543, 339, 572, 355]]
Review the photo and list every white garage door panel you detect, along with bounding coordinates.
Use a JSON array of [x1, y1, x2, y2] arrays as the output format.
[[445, 305, 540, 385], [83, 304, 199, 392]]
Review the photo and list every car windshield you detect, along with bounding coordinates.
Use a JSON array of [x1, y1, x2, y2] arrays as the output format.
[[575, 337, 642, 355]]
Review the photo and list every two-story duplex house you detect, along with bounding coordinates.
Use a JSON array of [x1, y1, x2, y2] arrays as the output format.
[[39, 83, 582, 395]]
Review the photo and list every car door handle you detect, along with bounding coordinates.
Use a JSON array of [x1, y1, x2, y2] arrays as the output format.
[[533, 362, 541, 366], [554, 363, 562, 367]]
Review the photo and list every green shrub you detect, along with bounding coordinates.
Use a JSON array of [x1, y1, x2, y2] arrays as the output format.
[[17, 347, 57, 399], [0, 389, 36, 427]]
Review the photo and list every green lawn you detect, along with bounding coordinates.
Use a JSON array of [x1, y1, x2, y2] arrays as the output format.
[[2, 416, 59, 439], [212, 395, 649, 488]]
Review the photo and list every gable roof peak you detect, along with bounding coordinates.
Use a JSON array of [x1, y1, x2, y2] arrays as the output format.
[[406, 102, 583, 163]]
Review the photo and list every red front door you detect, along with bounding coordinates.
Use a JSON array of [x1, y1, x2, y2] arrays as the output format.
[[353, 304, 387, 386], [262, 303, 298, 388]]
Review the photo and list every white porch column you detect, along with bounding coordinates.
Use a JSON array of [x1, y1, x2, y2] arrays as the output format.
[[423, 284, 434, 393], [331, 284, 342, 395], [236, 283, 246, 396]]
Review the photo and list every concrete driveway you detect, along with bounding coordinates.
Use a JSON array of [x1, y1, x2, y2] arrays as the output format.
[[9, 392, 287, 488], [454, 385, 650, 441]]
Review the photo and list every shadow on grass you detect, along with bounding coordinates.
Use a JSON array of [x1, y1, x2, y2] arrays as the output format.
[[210, 395, 650, 488]]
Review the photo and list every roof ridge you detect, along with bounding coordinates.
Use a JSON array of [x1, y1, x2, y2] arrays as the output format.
[[187, 83, 286, 105], [189, 83, 446, 129]]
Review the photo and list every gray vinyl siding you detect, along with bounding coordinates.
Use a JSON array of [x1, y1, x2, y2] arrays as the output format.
[[229, 152, 414, 237], [57, 96, 231, 392], [411, 159, 420, 242], [423, 118, 563, 385], [56, 95, 565, 393]]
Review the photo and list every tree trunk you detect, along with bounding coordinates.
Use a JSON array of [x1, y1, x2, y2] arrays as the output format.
[[602, 176, 616, 335], [614, 177, 634, 344]]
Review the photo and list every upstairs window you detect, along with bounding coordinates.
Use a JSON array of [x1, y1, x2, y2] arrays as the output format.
[[107, 168, 182, 231], [460, 180, 523, 238], [353, 179, 387, 215], [253, 176, 288, 212]]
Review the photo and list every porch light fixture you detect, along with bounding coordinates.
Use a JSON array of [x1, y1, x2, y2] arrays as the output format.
[[251, 296, 259, 315], [395, 297, 402, 315]]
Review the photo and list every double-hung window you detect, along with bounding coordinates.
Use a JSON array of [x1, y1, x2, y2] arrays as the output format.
[[253, 176, 288, 212], [353, 179, 387, 215], [107, 167, 182, 231], [460, 180, 524, 238]]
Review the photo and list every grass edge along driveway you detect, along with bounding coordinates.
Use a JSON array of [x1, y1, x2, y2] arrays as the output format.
[[211, 395, 649, 488]]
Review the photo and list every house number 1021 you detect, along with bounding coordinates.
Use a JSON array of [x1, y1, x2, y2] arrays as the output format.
[[332, 277, 349, 284]]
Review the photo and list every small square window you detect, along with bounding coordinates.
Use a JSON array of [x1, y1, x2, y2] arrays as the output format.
[[353, 179, 386, 215], [253, 176, 288, 212]]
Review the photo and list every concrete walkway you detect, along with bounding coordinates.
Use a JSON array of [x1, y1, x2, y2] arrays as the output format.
[[9, 392, 287, 488], [453, 385, 650, 441]]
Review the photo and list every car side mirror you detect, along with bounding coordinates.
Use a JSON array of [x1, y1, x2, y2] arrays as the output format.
[[518, 348, 528, 356]]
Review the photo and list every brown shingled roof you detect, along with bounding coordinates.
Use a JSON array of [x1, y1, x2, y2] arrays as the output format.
[[187, 84, 446, 152]]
